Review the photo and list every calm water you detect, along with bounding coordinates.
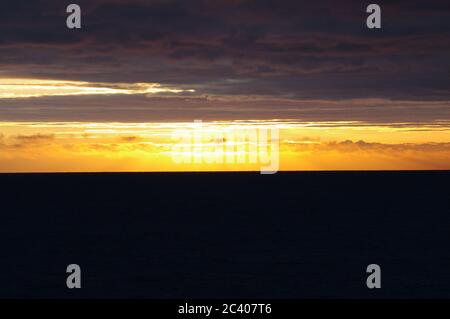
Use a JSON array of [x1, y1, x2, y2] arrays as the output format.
[[0, 171, 449, 298]]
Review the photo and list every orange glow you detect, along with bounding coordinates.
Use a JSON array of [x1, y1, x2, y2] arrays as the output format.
[[0, 120, 449, 172]]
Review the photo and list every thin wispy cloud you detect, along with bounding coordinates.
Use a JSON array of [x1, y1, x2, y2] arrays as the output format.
[[0, 78, 194, 99]]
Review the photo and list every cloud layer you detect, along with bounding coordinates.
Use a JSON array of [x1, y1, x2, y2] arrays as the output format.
[[0, 0, 449, 122]]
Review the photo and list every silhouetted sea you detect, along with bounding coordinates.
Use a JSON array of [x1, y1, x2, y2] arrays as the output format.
[[0, 171, 449, 298]]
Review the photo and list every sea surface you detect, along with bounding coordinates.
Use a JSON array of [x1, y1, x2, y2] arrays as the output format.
[[0, 171, 449, 298]]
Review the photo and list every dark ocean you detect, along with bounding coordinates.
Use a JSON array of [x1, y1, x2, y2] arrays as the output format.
[[0, 171, 449, 298]]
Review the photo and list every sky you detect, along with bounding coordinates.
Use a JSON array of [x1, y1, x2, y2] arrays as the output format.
[[0, 0, 449, 172]]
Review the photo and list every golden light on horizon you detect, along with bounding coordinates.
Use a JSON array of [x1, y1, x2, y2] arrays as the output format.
[[0, 120, 449, 172]]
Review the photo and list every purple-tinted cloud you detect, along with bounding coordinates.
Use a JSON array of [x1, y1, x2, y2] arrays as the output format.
[[0, 0, 449, 121]]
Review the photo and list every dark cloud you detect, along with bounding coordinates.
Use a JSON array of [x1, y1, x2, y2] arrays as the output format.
[[0, 94, 449, 123], [0, 133, 54, 149], [0, 0, 449, 121], [286, 139, 450, 153], [15, 133, 54, 142]]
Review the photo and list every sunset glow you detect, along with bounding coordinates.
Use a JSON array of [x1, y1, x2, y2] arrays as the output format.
[[1, 0, 449, 174], [1, 120, 449, 172]]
